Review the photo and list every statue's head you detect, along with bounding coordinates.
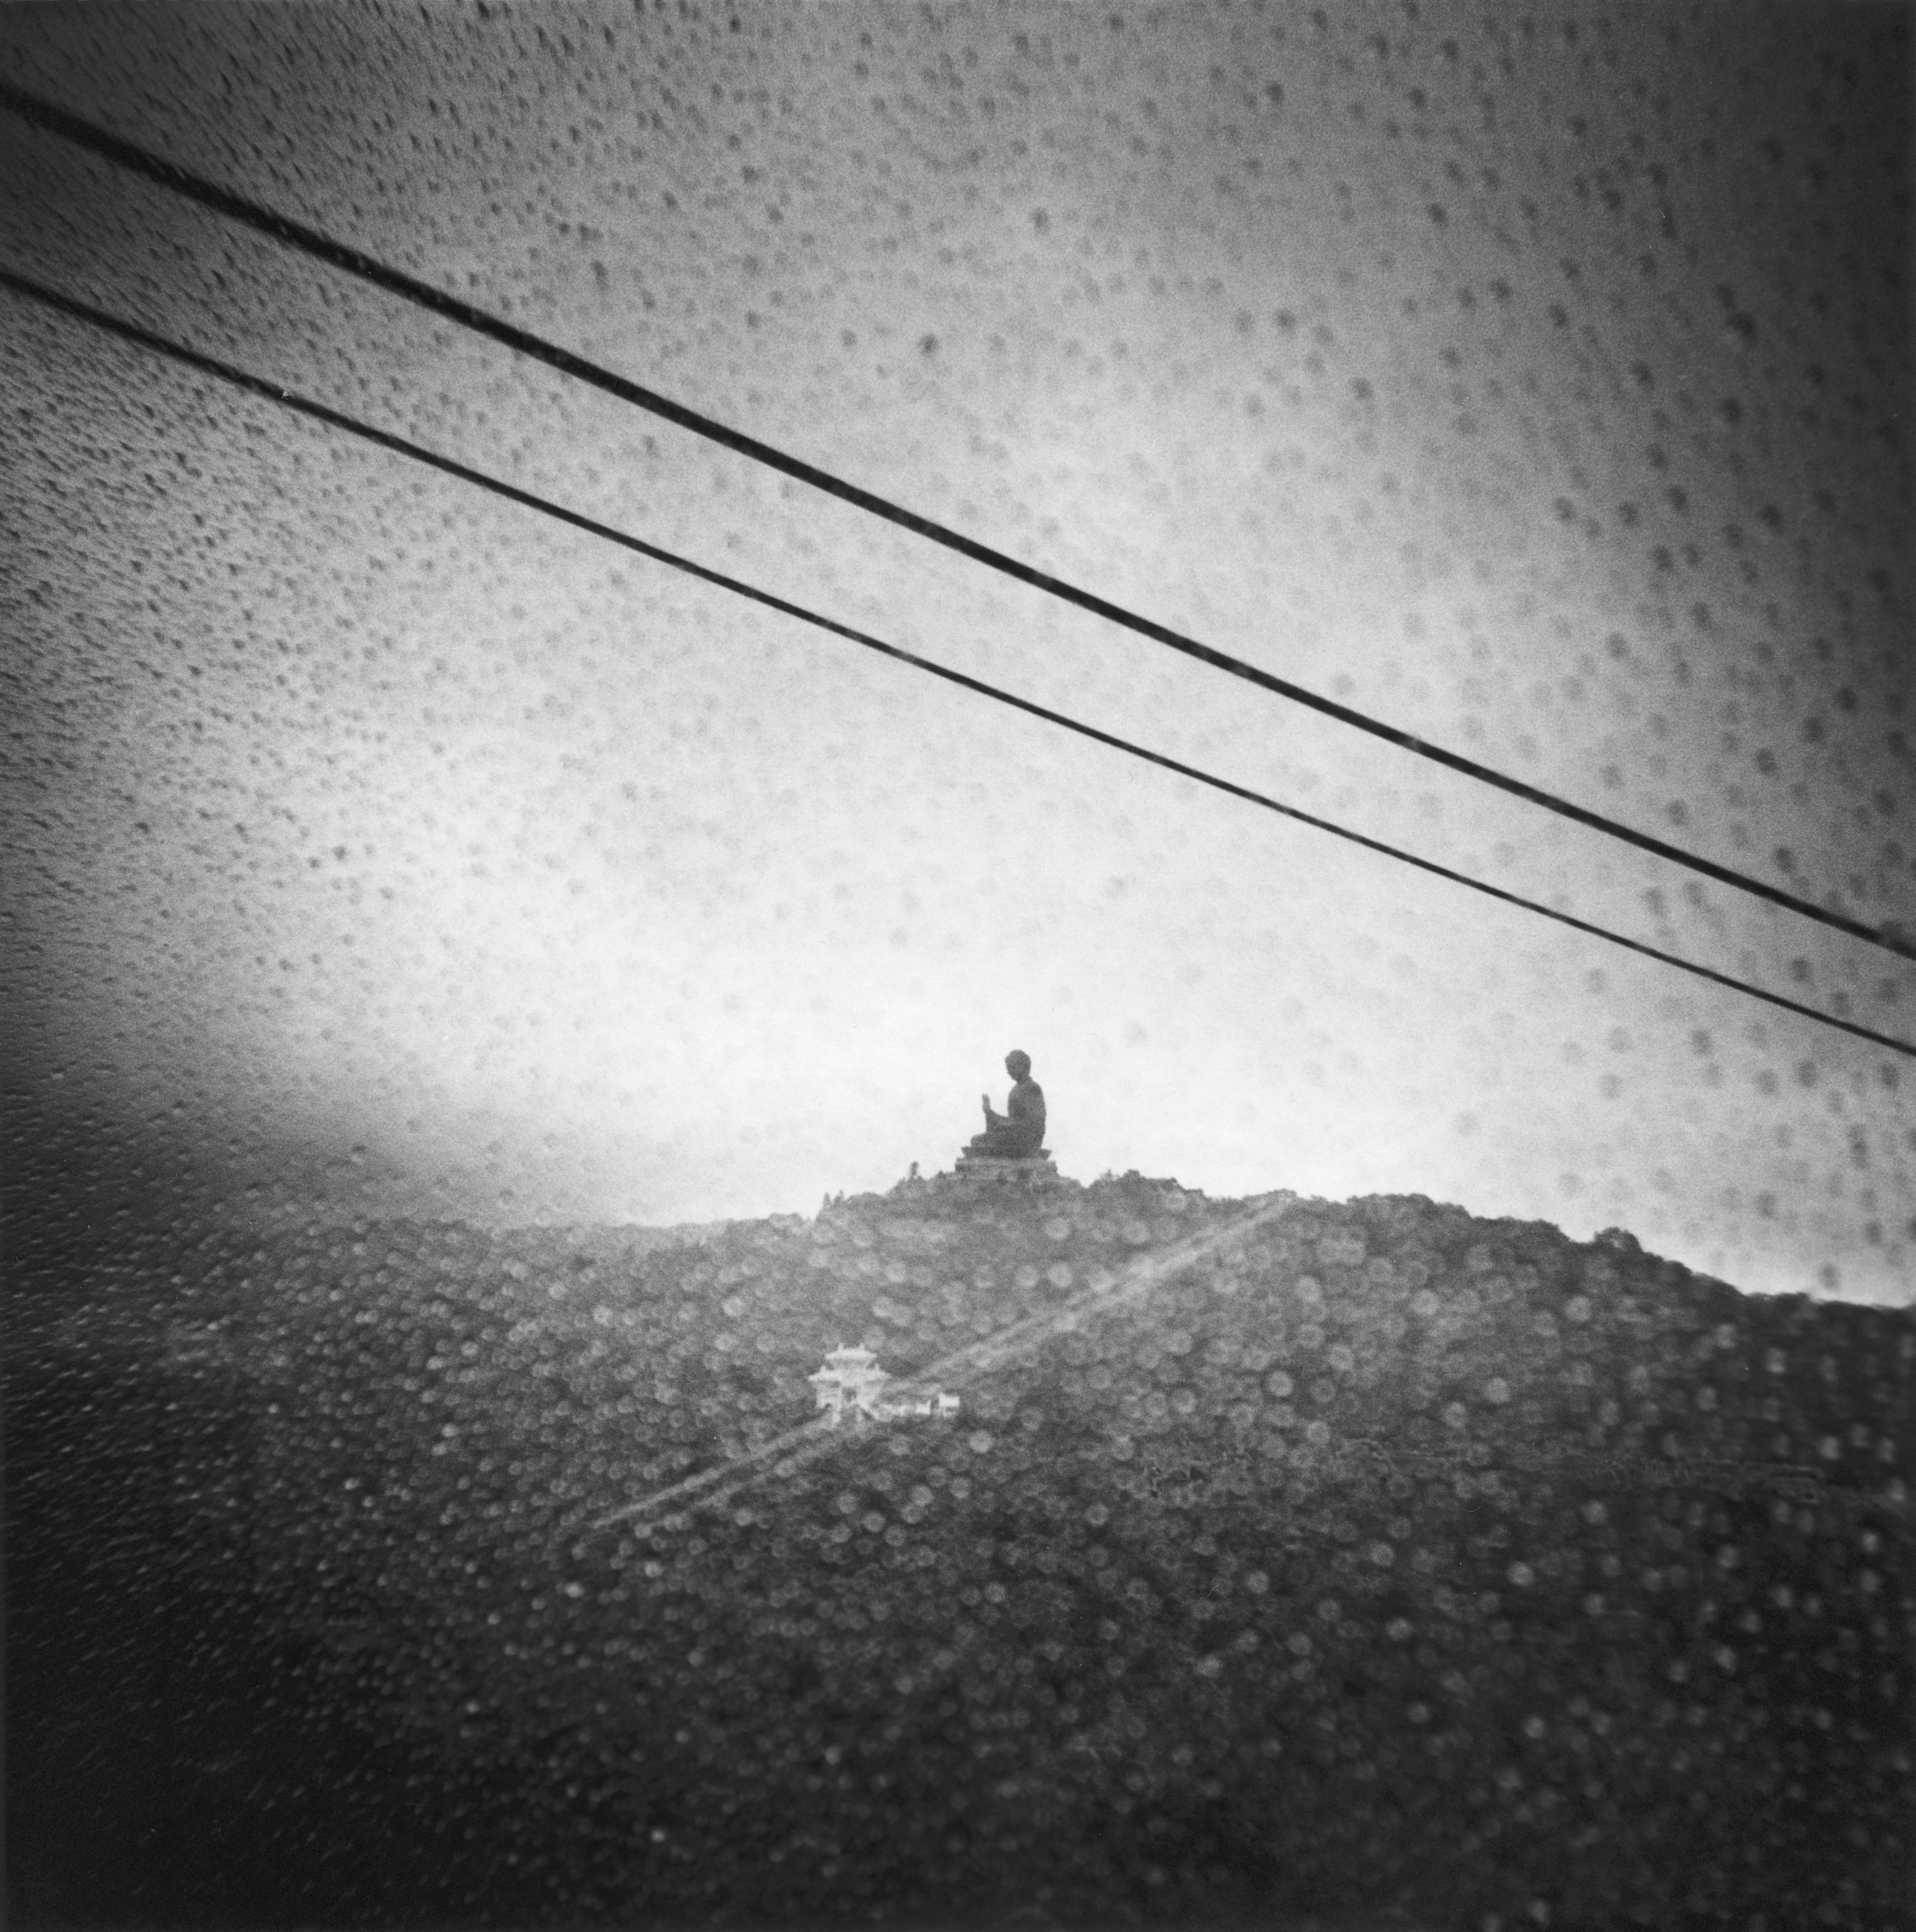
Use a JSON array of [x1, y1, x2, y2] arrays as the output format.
[[1004, 1050, 1032, 1079]]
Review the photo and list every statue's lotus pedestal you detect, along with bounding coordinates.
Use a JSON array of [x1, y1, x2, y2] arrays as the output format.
[[952, 1150, 1059, 1188]]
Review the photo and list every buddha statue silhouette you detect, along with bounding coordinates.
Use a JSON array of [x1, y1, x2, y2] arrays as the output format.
[[966, 1050, 1047, 1160]]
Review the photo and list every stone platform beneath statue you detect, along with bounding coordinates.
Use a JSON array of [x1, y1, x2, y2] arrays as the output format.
[[952, 1151, 1059, 1187]]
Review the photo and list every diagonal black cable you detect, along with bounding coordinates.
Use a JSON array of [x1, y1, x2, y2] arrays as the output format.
[[4, 81, 1908, 964], [6, 264, 1911, 1062]]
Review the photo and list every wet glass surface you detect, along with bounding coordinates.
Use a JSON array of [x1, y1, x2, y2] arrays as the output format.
[[3, 2, 1911, 1926]]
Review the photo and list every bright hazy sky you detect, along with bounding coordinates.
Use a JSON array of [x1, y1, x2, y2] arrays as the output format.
[[3, 1, 1911, 1301]]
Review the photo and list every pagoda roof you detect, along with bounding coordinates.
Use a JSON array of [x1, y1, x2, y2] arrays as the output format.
[[818, 1343, 880, 1366]]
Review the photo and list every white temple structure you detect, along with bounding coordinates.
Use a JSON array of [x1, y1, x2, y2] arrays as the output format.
[[808, 1344, 887, 1423], [808, 1344, 961, 1427]]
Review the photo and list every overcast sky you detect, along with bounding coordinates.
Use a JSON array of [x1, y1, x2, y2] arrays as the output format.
[[3, 0, 1911, 1301]]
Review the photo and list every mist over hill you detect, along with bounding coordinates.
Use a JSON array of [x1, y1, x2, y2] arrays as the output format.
[[7, 1176, 1911, 1928]]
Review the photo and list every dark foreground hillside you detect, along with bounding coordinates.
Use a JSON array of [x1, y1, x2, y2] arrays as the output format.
[[6, 1178, 1912, 1929]]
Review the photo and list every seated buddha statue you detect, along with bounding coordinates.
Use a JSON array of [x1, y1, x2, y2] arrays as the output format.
[[967, 1050, 1047, 1159]]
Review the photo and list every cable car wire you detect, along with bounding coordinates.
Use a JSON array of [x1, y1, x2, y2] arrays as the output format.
[[5, 264, 1910, 1065], [3, 81, 1908, 964]]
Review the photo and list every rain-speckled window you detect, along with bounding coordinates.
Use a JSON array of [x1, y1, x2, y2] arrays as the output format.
[[4, 4, 1910, 1928]]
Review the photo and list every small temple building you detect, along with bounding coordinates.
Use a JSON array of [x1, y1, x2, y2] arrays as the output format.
[[808, 1345, 961, 1427], [808, 1344, 888, 1423]]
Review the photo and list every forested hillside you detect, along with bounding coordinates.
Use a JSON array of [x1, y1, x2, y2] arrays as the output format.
[[8, 1178, 1910, 1928]]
